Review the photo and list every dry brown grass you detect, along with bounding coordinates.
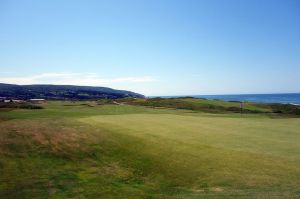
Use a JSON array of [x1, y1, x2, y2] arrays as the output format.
[[0, 119, 87, 156]]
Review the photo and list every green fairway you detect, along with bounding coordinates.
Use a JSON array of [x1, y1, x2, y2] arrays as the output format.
[[0, 101, 300, 198]]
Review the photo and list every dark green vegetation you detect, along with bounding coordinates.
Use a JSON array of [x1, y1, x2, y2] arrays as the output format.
[[0, 83, 144, 100], [0, 102, 43, 110], [117, 97, 300, 116], [0, 99, 300, 198]]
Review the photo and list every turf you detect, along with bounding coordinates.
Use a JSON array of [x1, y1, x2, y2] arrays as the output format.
[[0, 101, 299, 198], [118, 97, 300, 115]]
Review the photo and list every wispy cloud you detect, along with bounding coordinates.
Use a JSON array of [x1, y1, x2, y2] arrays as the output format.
[[0, 73, 157, 86]]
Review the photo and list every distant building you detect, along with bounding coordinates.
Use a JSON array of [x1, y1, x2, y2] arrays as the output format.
[[29, 99, 46, 103], [0, 97, 6, 102], [12, 100, 24, 103]]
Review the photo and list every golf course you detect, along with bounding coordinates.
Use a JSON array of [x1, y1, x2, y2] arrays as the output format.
[[0, 99, 300, 198]]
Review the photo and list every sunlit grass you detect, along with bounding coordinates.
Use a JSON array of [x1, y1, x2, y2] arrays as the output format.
[[0, 101, 299, 198]]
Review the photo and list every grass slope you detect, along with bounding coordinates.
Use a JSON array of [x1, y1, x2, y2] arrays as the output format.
[[118, 97, 300, 116], [0, 100, 300, 198]]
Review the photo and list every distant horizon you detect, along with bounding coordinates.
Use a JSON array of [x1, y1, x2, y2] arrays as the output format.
[[152, 93, 300, 105], [1, 82, 300, 97], [151, 92, 300, 97]]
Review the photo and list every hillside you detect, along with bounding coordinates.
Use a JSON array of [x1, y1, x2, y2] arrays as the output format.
[[0, 83, 144, 100]]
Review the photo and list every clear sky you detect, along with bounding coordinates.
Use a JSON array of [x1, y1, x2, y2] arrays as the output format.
[[0, 0, 299, 96]]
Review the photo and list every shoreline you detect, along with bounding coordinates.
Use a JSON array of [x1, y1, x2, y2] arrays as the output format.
[[150, 93, 300, 106]]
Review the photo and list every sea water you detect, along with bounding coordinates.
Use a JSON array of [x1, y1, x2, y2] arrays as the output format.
[[158, 93, 300, 105]]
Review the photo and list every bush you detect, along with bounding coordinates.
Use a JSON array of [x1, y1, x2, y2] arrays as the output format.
[[0, 102, 43, 110]]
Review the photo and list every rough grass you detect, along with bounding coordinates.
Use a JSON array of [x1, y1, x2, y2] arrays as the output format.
[[118, 97, 300, 116], [0, 101, 299, 198], [0, 102, 43, 109]]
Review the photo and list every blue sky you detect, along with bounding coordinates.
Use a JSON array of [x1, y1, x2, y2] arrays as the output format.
[[0, 0, 299, 96]]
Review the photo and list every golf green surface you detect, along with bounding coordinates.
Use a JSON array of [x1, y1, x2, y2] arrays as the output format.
[[0, 101, 299, 198]]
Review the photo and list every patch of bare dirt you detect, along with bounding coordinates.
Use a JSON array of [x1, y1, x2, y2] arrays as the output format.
[[192, 188, 205, 193], [212, 187, 224, 192]]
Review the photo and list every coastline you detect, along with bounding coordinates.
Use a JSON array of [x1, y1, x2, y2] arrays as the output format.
[[151, 93, 300, 106]]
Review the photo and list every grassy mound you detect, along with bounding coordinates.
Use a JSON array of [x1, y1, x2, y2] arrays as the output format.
[[117, 97, 300, 116]]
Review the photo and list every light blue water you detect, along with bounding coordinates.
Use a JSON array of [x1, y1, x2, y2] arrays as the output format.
[[157, 93, 300, 105]]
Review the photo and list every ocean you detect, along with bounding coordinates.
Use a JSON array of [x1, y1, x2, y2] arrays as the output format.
[[157, 93, 300, 105]]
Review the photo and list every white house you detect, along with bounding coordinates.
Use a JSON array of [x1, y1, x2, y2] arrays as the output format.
[[29, 99, 46, 103]]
